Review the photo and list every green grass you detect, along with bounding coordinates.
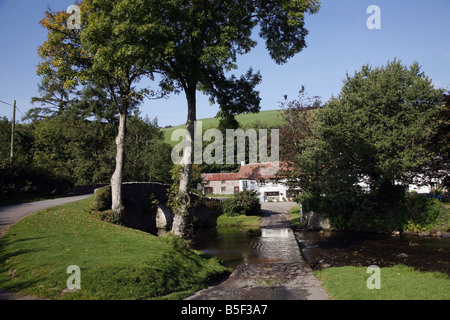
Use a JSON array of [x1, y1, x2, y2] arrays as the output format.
[[289, 205, 303, 228], [216, 214, 261, 227], [315, 265, 450, 300], [0, 196, 230, 300], [163, 109, 285, 146]]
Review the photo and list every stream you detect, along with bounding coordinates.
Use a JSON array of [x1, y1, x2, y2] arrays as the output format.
[[295, 230, 450, 275], [190, 227, 450, 275]]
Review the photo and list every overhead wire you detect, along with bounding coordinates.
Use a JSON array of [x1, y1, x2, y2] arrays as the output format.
[[0, 98, 32, 123]]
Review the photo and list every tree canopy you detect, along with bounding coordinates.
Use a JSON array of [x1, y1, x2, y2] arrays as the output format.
[[283, 60, 446, 231]]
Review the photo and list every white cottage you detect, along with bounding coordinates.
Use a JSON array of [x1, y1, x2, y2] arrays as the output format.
[[238, 161, 297, 202]]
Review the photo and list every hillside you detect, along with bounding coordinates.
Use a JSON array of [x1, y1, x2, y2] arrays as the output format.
[[162, 109, 285, 146]]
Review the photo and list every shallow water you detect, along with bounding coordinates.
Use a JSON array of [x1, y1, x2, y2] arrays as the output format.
[[295, 231, 450, 275], [190, 227, 302, 269], [190, 227, 450, 275]]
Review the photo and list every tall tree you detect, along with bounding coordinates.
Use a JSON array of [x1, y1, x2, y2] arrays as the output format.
[[139, 0, 321, 236], [37, 1, 161, 217], [28, 79, 78, 122], [293, 60, 445, 230], [279, 89, 321, 189], [30, 80, 122, 124]]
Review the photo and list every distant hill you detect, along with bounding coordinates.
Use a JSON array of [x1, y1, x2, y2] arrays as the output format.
[[162, 109, 285, 146]]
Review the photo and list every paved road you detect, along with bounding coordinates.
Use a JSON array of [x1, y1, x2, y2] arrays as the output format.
[[186, 202, 330, 300]]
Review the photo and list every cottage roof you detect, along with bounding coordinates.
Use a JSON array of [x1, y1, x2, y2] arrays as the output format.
[[202, 173, 239, 181], [237, 162, 290, 180]]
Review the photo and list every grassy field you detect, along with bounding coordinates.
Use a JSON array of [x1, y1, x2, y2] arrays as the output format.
[[315, 265, 450, 300], [163, 109, 285, 146], [289, 205, 302, 228], [0, 196, 230, 300], [215, 214, 261, 228]]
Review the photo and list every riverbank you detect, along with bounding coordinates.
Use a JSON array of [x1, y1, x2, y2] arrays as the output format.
[[289, 201, 450, 238], [295, 230, 450, 275], [0, 196, 229, 299], [289, 207, 450, 300]]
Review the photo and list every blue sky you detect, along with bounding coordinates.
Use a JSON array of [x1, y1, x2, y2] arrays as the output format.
[[0, 0, 449, 127]]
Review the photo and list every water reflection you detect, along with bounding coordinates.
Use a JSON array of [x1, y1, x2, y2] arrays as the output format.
[[256, 228, 303, 264], [191, 227, 303, 269], [190, 226, 450, 275], [261, 228, 290, 238], [295, 231, 450, 275]]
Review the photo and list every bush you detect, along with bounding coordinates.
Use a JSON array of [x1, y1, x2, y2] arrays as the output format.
[[222, 190, 261, 217], [405, 194, 447, 232], [90, 186, 112, 212]]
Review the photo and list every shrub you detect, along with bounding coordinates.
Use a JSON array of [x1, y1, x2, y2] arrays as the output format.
[[405, 194, 446, 231], [223, 190, 261, 217], [90, 186, 112, 212]]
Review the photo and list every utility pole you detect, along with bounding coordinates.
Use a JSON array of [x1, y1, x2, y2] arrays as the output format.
[[10, 100, 16, 164]]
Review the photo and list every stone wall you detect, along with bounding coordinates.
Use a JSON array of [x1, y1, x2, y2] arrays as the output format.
[[303, 211, 331, 231], [204, 180, 239, 195], [120, 182, 170, 234], [97, 182, 222, 234]]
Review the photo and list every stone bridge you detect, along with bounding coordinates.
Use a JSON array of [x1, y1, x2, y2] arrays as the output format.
[[95, 182, 221, 235]]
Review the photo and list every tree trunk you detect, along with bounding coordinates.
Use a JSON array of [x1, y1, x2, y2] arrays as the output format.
[[171, 86, 196, 237], [111, 112, 127, 219]]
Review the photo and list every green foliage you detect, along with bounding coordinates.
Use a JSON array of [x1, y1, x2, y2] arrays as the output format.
[[0, 113, 172, 188], [222, 190, 261, 217], [192, 196, 223, 216], [0, 164, 72, 205], [404, 196, 447, 232], [144, 193, 159, 215], [90, 186, 112, 212], [319, 60, 443, 186], [0, 117, 11, 165], [286, 60, 446, 231], [124, 113, 173, 183], [32, 117, 117, 185], [89, 186, 122, 224], [166, 164, 184, 213]]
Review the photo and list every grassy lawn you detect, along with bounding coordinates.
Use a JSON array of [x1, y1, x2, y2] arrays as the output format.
[[0, 196, 230, 300], [315, 265, 450, 300], [289, 205, 303, 228], [215, 214, 260, 228]]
